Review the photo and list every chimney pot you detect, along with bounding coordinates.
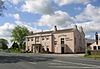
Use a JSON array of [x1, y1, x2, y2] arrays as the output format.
[[54, 26, 57, 31]]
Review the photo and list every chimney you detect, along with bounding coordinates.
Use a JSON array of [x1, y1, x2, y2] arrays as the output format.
[[74, 25, 77, 30], [30, 31, 33, 35], [54, 26, 57, 31], [95, 32, 98, 45], [79, 26, 83, 32]]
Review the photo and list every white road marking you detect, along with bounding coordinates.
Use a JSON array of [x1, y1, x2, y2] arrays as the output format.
[[28, 62, 37, 64], [52, 60, 100, 67], [48, 62, 62, 65], [48, 66, 100, 69]]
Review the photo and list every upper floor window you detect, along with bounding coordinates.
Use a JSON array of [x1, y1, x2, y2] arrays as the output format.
[[61, 38, 64, 44], [42, 37, 44, 40], [31, 38, 33, 41], [36, 37, 39, 42], [46, 37, 49, 40]]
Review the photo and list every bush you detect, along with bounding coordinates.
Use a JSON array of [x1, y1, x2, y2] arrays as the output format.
[[9, 48, 21, 53], [87, 50, 91, 55]]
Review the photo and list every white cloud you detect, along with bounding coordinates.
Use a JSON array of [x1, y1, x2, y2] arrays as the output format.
[[75, 22, 100, 33], [54, 0, 90, 6], [0, 23, 15, 47], [36, 4, 100, 39], [85, 35, 92, 39], [0, 22, 41, 47], [38, 11, 74, 28], [21, 0, 53, 14], [0, 23, 15, 37], [75, 4, 100, 23], [11, 0, 20, 5], [13, 14, 20, 21], [75, 4, 100, 33], [4, 13, 21, 21], [15, 21, 41, 32], [7, 0, 22, 5]]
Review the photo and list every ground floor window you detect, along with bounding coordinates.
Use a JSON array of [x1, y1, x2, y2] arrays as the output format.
[[54, 41, 57, 45], [98, 46, 100, 50], [93, 46, 96, 50]]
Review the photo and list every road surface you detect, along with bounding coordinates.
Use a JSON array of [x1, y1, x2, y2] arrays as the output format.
[[0, 53, 100, 69]]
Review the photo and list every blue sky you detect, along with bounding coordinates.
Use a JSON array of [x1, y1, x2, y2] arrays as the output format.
[[0, 0, 100, 46]]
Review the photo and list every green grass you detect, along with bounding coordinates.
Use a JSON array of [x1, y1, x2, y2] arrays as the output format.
[[84, 54, 100, 60]]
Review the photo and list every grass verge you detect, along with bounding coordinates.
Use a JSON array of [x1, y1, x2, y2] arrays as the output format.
[[84, 54, 100, 60]]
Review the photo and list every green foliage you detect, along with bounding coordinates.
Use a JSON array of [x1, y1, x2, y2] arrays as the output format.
[[11, 25, 29, 49], [10, 42, 21, 53], [84, 54, 100, 59], [0, 38, 8, 50], [11, 42, 19, 49], [9, 48, 21, 53]]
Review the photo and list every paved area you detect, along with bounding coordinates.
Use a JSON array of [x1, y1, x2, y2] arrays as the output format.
[[0, 53, 100, 69]]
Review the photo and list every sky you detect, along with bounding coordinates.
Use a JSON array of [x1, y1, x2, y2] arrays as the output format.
[[0, 0, 100, 47]]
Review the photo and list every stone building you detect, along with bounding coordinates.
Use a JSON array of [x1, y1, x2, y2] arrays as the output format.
[[90, 32, 100, 50], [25, 26, 85, 53], [90, 41, 100, 50]]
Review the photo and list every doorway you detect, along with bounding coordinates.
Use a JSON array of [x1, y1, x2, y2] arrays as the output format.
[[61, 47, 64, 54], [61, 38, 64, 54], [32, 44, 41, 53]]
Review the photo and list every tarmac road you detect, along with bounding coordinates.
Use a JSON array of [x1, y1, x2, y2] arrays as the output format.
[[0, 53, 100, 69]]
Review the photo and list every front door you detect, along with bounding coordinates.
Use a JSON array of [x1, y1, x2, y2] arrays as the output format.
[[35, 46, 41, 53], [32, 44, 41, 53], [61, 47, 64, 54], [61, 38, 64, 54]]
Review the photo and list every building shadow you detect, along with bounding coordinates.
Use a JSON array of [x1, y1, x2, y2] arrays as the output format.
[[0, 55, 54, 63], [65, 45, 73, 53]]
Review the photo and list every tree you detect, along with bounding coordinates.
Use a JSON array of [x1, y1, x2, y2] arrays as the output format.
[[0, 0, 6, 16], [0, 38, 8, 50], [11, 42, 19, 49], [11, 25, 29, 49]]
